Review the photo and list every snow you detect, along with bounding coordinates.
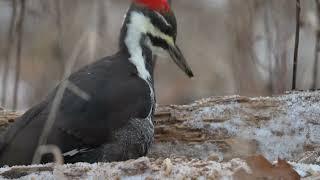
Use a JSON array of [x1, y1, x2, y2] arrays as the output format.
[[290, 162, 320, 178], [1, 157, 319, 179], [0, 157, 250, 179], [149, 142, 222, 161], [183, 91, 320, 161]]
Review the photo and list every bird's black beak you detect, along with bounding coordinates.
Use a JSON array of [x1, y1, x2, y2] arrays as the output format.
[[168, 44, 194, 78]]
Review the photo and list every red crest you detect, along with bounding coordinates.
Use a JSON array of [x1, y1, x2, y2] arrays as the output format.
[[134, 0, 170, 12]]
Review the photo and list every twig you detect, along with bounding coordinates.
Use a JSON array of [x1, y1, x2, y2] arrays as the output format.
[[32, 33, 89, 164], [292, 0, 301, 90], [32, 145, 64, 165], [1, 0, 18, 107], [264, 2, 274, 92], [12, 0, 26, 110], [312, 0, 320, 90], [54, 0, 65, 64], [66, 81, 90, 101], [88, 0, 98, 63]]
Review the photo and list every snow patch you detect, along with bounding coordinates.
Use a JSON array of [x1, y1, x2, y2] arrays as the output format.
[[184, 92, 320, 161]]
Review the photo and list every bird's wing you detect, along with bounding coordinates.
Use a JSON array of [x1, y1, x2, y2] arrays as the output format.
[[0, 99, 49, 153], [49, 70, 152, 153], [0, 57, 152, 162], [0, 96, 54, 166]]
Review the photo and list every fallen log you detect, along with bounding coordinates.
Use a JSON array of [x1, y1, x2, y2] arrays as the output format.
[[0, 156, 318, 179], [0, 91, 320, 179], [151, 91, 320, 162]]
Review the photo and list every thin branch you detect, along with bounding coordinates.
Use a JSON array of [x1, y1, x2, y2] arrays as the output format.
[[292, 0, 301, 90], [32, 33, 90, 164], [32, 145, 64, 165], [264, 2, 274, 92], [12, 0, 26, 110], [54, 0, 64, 63], [312, 0, 320, 90], [66, 81, 90, 101], [1, 0, 18, 107]]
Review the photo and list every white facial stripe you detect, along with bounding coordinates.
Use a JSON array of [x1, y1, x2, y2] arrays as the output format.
[[154, 11, 172, 28], [146, 38, 169, 58], [125, 12, 174, 81], [130, 12, 174, 46], [146, 20, 175, 47]]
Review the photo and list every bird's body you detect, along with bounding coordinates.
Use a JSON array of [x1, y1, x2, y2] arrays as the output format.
[[0, 0, 193, 166], [0, 50, 155, 165]]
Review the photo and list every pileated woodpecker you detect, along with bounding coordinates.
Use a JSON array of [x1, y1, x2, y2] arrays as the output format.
[[0, 0, 193, 166]]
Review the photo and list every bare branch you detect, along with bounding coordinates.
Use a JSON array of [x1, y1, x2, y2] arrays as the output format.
[[12, 0, 26, 110], [32, 33, 89, 164], [66, 81, 90, 101], [1, 0, 18, 107], [312, 0, 320, 90], [292, 0, 301, 90], [32, 145, 64, 165], [54, 0, 64, 62]]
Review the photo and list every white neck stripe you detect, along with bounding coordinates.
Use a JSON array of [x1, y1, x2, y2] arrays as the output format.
[[124, 12, 151, 81], [124, 12, 156, 126]]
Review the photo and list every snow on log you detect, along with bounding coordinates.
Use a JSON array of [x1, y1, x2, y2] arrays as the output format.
[[0, 156, 319, 179], [151, 91, 320, 162], [0, 91, 320, 179]]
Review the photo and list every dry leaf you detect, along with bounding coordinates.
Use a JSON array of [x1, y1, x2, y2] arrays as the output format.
[[233, 155, 300, 180]]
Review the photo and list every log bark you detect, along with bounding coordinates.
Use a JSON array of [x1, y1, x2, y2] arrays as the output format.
[[151, 91, 320, 162], [0, 91, 320, 179]]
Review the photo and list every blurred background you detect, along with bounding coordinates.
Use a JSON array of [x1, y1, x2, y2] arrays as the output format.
[[0, 0, 319, 110]]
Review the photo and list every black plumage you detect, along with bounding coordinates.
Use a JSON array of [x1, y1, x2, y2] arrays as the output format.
[[0, 47, 155, 165], [0, 2, 193, 166]]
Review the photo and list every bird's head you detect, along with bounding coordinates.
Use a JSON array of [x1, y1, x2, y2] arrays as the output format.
[[120, 0, 193, 78]]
